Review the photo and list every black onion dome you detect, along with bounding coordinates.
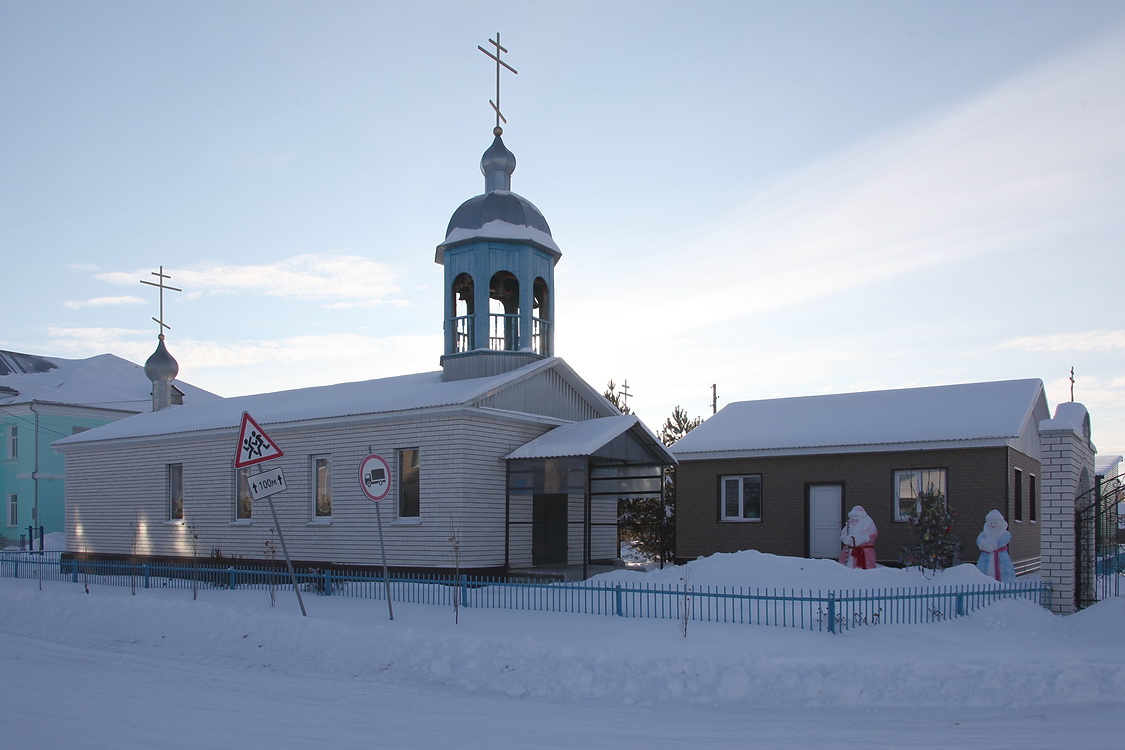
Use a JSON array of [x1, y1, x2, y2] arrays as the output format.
[[444, 191, 553, 238], [144, 337, 179, 383]]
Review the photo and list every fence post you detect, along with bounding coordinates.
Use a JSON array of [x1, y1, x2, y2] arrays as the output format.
[[71, 559, 78, 583], [460, 574, 468, 608], [229, 566, 236, 591], [955, 591, 965, 617], [615, 583, 623, 617], [324, 569, 332, 596], [143, 563, 150, 589], [827, 593, 836, 634]]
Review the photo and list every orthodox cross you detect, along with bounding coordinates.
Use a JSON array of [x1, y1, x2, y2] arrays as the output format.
[[478, 32, 518, 133], [140, 265, 182, 339], [619, 379, 632, 409], [1070, 366, 1075, 402]]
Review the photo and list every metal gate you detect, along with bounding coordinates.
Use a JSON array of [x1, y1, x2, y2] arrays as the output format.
[[1075, 471, 1124, 610]]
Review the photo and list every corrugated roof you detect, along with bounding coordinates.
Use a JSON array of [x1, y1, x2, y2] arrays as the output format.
[[504, 415, 676, 464], [55, 358, 562, 447], [672, 379, 1047, 457]]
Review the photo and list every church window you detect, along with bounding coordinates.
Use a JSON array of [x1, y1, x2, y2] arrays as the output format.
[[8, 426, 17, 459], [489, 271, 519, 351], [235, 468, 253, 520], [452, 273, 476, 352], [7, 494, 16, 527], [720, 475, 762, 521], [398, 448, 420, 518], [533, 277, 550, 356], [1029, 475, 1037, 522], [894, 468, 946, 521], [168, 464, 184, 520], [313, 456, 332, 518]]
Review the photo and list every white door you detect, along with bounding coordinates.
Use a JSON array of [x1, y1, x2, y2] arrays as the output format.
[[808, 485, 843, 558]]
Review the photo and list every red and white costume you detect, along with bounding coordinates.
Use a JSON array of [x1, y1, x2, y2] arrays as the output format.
[[839, 505, 878, 569]]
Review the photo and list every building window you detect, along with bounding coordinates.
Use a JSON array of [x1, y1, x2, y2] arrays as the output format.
[[1013, 468, 1024, 521], [894, 468, 947, 521], [7, 494, 16, 527], [720, 474, 762, 521], [313, 456, 331, 518], [398, 448, 420, 518], [1029, 475, 1037, 522], [8, 426, 16, 459], [235, 468, 253, 520], [168, 464, 184, 520]]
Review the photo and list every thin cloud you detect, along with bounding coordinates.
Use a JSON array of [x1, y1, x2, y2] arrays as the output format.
[[63, 295, 145, 309], [586, 24, 1125, 335], [95, 254, 405, 303], [1001, 331, 1125, 353]]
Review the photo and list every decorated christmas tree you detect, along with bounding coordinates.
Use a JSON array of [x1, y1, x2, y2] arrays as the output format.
[[899, 489, 961, 574]]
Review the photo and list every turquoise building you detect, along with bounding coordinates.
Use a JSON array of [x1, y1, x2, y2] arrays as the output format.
[[0, 350, 215, 548]]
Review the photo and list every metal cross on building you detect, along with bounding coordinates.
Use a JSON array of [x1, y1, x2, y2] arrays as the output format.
[[140, 265, 182, 338], [478, 32, 518, 133]]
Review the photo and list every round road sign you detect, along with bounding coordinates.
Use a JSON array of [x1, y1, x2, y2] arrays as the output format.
[[359, 453, 392, 502]]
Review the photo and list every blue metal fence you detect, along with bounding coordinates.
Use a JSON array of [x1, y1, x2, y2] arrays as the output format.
[[0, 551, 1051, 633]]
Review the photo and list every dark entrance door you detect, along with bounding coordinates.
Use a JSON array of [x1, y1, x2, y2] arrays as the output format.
[[532, 493, 567, 565]]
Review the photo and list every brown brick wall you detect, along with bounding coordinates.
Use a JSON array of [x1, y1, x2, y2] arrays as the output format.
[[676, 446, 1040, 567]]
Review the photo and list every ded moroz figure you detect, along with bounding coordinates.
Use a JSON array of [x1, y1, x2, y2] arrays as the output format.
[[839, 506, 878, 569], [976, 509, 1015, 582]]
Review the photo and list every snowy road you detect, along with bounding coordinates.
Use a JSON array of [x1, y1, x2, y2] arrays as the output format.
[[2, 552, 1122, 749]]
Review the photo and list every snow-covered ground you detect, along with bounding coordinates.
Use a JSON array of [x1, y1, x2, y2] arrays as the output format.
[[2, 551, 1122, 749]]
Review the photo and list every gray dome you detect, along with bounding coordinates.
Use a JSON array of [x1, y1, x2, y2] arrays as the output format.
[[144, 336, 179, 383], [445, 191, 553, 238], [481, 135, 516, 189]]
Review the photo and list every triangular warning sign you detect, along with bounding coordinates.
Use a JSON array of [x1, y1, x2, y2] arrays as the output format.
[[233, 411, 285, 468]]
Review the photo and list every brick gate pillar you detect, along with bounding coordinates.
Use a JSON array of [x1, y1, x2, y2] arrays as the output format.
[[1037, 403, 1095, 614]]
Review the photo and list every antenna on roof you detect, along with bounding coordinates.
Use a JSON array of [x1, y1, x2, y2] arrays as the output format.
[[139, 265, 182, 339], [478, 32, 518, 135], [711, 383, 719, 415]]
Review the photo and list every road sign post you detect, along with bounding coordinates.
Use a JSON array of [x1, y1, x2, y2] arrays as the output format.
[[234, 412, 306, 617], [361, 452, 394, 621]]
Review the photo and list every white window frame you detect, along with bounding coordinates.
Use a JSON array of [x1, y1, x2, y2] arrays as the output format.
[[8, 426, 17, 459], [720, 474, 762, 522], [168, 464, 184, 520], [893, 468, 947, 521], [312, 455, 332, 519], [7, 494, 16, 527]]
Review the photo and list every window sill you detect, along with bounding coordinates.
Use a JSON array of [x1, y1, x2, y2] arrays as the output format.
[[163, 520, 184, 526], [229, 519, 253, 526], [306, 518, 334, 526], [719, 518, 761, 523], [394, 517, 422, 525]]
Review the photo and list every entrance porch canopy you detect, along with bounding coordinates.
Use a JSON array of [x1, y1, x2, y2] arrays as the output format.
[[504, 416, 677, 578]]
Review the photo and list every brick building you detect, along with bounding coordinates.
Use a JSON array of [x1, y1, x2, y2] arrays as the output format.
[[672, 379, 1054, 573]]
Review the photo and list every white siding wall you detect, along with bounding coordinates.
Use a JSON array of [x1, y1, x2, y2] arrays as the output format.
[[65, 413, 551, 570]]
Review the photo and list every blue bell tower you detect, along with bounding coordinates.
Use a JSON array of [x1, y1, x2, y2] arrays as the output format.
[[436, 36, 561, 382]]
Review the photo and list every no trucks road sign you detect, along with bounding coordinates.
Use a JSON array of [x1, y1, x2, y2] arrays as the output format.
[[360, 453, 392, 502]]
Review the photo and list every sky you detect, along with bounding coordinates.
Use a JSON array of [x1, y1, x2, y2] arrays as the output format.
[[2, 2, 1124, 456], [2, 550, 1123, 748]]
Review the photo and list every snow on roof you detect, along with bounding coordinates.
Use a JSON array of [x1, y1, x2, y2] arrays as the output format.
[[503, 415, 670, 461], [55, 357, 561, 448], [1095, 454, 1122, 477], [438, 218, 560, 258], [672, 379, 1047, 457], [0, 350, 217, 413]]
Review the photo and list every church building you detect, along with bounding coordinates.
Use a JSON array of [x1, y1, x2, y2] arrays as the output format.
[[56, 80, 674, 577]]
